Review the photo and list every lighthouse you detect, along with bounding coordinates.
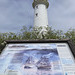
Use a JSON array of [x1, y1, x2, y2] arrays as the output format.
[[32, 0, 49, 38]]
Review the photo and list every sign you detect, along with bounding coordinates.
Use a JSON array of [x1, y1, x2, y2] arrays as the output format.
[[0, 40, 75, 75]]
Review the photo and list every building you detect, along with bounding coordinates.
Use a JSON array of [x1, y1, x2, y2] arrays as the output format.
[[32, 0, 49, 38]]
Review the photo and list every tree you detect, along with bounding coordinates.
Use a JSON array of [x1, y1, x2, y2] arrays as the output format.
[[65, 29, 75, 44]]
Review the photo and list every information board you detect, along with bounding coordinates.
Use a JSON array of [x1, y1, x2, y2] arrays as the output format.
[[0, 41, 75, 75]]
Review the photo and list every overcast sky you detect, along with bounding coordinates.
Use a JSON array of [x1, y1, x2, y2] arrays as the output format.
[[0, 0, 75, 33]]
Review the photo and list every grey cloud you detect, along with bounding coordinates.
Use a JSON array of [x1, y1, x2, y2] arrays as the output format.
[[48, 0, 75, 32], [0, 0, 33, 33], [0, 0, 75, 33]]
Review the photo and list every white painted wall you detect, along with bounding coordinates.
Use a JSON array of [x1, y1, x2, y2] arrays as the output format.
[[34, 4, 48, 30]]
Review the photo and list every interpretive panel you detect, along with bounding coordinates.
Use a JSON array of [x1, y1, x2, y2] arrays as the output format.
[[0, 43, 75, 75]]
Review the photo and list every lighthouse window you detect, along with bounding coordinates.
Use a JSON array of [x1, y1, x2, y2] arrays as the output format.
[[36, 5, 38, 9], [36, 13, 38, 16]]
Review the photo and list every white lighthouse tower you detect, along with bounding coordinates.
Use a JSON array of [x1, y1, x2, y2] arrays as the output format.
[[32, 0, 49, 38]]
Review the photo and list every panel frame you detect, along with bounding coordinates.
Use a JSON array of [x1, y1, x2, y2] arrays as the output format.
[[0, 39, 75, 75]]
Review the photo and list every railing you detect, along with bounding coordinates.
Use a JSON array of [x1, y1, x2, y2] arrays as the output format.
[[33, 0, 49, 8]]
